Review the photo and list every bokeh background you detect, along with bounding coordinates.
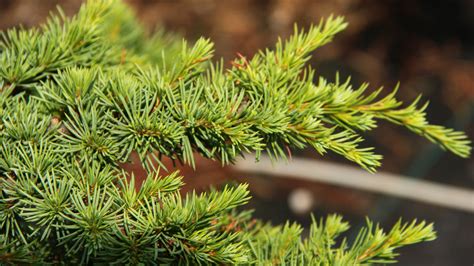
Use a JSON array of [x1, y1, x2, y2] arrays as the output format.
[[1, 0, 473, 264]]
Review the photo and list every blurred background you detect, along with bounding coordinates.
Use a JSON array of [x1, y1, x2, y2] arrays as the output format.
[[1, 0, 473, 264]]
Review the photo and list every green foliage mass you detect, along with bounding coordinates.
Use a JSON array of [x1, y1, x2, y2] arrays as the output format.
[[0, 0, 470, 264]]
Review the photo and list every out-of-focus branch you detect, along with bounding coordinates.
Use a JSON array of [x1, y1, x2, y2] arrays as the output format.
[[233, 155, 474, 213]]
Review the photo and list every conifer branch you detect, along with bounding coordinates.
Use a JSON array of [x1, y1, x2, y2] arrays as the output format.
[[0, 0, 470, 264]]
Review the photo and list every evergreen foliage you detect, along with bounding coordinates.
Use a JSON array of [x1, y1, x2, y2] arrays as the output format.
[[0, 0, 470, 264]]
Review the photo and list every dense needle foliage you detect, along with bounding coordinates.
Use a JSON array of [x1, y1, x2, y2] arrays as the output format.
[[0, 0, 470, 264]]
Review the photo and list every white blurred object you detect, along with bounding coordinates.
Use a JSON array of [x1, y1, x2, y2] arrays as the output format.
[[288, 188, 314, 215]]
